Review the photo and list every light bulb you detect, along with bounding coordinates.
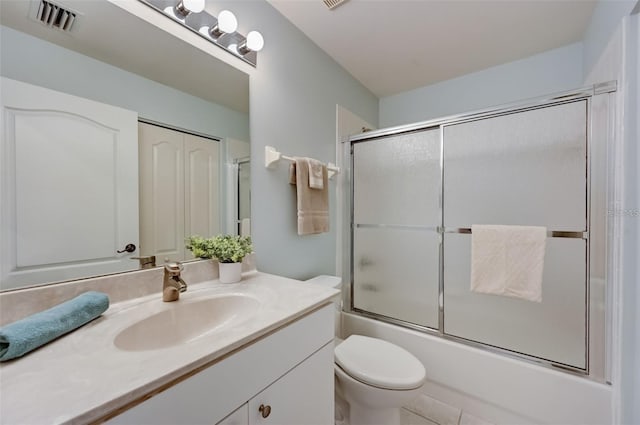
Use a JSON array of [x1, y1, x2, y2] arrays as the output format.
[[209, 10, 237, 38], [175, 0, 204, 17], [183, 0, 205, 13], [217, 10, 237, 34], [245, 31, 264, 52]]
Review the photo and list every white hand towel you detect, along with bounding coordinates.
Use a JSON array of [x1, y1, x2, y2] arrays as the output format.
[[470, 224, 546, 302], [308, 158, 325, 190], [240, 218, 251, 237], [289, 158, 329, 235]]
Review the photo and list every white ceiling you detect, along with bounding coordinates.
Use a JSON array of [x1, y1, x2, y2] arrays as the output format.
[[0, 0, 249, 113], [1, 0, 597, 107], [268, 0, 597, 98]]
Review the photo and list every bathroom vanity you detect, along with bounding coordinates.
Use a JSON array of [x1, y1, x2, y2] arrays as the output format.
[[0, 271, 337, 424], [108, 303, 334, 424]]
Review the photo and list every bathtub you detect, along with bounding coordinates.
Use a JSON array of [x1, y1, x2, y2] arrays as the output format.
[[342, 311, 611, 425]]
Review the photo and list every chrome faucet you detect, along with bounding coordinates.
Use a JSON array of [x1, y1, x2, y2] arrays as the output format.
[[163, 262, 187, 302]]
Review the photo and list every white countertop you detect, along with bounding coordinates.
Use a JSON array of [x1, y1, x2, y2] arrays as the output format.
[[0, 271, 338, 424]]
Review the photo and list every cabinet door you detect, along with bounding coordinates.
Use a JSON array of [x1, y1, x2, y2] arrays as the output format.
[[248, 342, 334, 425], [217, 404, 248, 425], [138, 122, 185, 261]]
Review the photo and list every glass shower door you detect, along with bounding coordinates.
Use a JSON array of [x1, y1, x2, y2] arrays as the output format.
[[442, 100, 588, 368], [352, 128, 440, 329]]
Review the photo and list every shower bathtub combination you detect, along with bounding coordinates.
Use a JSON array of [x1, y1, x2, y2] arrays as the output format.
[[344, 82, 616, 389]]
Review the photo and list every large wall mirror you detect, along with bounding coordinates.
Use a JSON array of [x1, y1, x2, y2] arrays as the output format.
[[0, 0, 250, 291]]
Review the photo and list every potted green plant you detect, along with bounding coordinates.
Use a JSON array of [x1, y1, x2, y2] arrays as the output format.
[[185, 235, 253, 283]]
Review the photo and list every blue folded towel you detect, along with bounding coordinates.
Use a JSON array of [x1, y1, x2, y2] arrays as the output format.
[[0, 291, 109, 362]]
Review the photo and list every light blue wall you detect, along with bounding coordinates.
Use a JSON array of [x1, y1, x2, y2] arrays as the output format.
[[0, 25, 249, 142], [379, 42, 584, 128], [214, 0, 378, 279], [583, 0, 637, 76]]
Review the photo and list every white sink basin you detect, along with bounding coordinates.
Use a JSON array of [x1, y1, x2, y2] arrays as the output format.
[[114, 294, 260, 351]]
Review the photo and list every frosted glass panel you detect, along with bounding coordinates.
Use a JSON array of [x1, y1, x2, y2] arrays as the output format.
[[354, 227, 439, 328], [444, 234, 586, 368], [353, 129, 440, 225], [352, 128, 440, 328], [443, 101, 587, 230]]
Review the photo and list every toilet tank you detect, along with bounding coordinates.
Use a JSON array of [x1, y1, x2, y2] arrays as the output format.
[[306, 275, 342, 337]]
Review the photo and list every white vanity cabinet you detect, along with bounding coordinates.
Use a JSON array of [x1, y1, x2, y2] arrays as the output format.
[[108, 304, 334, 425]]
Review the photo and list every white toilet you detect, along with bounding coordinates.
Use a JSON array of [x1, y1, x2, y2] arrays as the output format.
[[306, 276, 426, 425]]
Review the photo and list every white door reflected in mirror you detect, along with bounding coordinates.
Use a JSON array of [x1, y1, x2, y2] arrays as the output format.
[[0, 77, 139, 290]]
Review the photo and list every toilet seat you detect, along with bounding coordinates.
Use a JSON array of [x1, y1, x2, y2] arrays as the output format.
[[334, 335, 426, 390]]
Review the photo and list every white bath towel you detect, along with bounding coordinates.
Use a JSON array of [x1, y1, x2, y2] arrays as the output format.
[[470, 224, 546, 302], [308, 158, 325, 190]]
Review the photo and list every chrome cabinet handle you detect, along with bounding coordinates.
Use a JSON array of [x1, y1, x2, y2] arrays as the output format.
[[117, 243, 136, 253], [259, 404, 271, 418]]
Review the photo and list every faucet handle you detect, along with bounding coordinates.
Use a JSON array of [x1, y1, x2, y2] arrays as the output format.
[[164, 262, 184, 275], [132, 255, 156, 269]]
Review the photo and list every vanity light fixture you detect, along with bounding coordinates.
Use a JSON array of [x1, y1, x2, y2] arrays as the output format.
[[209, 10, 237, 38], [174, 0, 205, 18], [140, 0, 264, 67]]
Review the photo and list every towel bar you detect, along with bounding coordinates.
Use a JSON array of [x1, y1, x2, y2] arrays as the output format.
[[354, 224, 587, 239], [264, 146, 340, 179], [356, 224, 438, 231], [443, 227, 587, 239]]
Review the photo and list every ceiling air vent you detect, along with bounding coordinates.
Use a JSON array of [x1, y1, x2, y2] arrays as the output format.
[[323, 0, 349, 10], [34, 0, 78, 32]]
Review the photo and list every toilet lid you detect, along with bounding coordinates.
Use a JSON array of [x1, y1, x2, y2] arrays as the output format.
[[334, 335, 426, 390]]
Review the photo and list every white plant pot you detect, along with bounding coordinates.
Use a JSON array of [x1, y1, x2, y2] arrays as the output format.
[[219, 262, 242, 283]]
